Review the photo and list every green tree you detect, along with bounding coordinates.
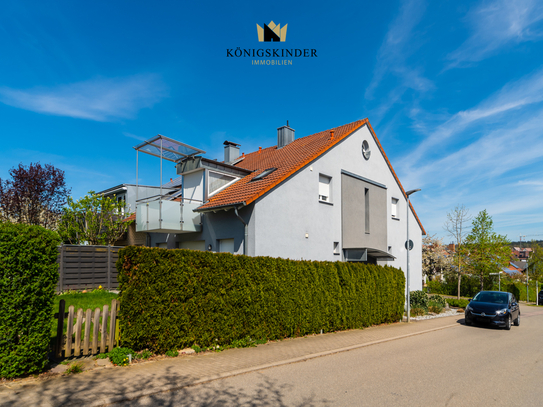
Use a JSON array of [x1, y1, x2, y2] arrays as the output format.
[[528, 242, 543, 283], [57, 191, 133, 245], [463, 210, 510, 292]]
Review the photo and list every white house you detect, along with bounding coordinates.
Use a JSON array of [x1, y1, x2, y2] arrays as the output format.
[[128, 118, 425, 290]]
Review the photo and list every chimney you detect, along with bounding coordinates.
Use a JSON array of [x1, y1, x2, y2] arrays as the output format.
[[224, 140, 241, 163], [277, 120, 295, 148]]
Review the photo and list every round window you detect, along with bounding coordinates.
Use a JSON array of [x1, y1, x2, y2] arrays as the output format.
[[362, 140, 371, 160]]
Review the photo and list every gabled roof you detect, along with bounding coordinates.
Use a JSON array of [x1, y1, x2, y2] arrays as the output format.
[[196, 118, 425, 234]]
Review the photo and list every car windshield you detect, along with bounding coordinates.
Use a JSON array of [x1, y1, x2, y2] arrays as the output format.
[[473, 292, 508, 304]]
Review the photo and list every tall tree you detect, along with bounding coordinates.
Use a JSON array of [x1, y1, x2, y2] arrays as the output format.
[[463, 210, 510, 292], [528, 242, 543, 283], [0, 162, 70, 229], [422, 234, 453, 282], [57, 191, 133, 246], [443, 204, 472, 299]]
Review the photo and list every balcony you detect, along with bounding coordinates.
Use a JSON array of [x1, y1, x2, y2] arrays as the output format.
[[136, 198, 202, 234]]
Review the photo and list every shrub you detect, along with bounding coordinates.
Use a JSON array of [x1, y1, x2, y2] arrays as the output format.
[[0, 223, 61, 379], [117, 247, 406, 353], [446, 298, 470, 308], [108, 347, 134, 366], [165, 349, 178, 357], [429, 294, 447, 307], [428, 302, 443, 314], [410, 290, 429, 311], [136, 350, 153, 360], [410, 307, 425, 317]]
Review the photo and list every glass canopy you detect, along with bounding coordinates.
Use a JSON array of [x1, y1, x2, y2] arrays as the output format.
[[133, 135, 206, 162]]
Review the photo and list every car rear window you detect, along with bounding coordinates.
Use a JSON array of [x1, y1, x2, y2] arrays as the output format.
[[473, 292, 508, 304]]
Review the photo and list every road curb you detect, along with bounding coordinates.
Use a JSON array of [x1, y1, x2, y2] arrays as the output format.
[[96, 322, 460, 406]]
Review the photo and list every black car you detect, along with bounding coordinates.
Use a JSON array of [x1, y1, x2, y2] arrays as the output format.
[[464, 291, 520, 330], [538, 290, 543, 305]]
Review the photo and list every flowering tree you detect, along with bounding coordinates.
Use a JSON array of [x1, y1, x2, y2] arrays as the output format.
[[57, 191, 133, 246], [422, 235, 453, 281], [0, 162, 70, 229]]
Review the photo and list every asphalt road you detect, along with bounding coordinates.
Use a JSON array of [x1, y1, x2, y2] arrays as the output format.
[[118, 305, 543, 407]]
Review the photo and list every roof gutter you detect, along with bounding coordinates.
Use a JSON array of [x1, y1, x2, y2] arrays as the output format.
[[234, 204, 248, 256]]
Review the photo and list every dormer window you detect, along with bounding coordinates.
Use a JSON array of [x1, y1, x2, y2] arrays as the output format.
[[252, 168, 277, 181], [208, 171, 239, 196]]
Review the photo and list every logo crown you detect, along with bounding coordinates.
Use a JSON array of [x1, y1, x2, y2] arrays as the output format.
[[257, 21, 287, 42]]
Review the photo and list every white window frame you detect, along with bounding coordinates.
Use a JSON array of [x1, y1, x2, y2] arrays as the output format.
[[319, 174, 332, 203], [207, 170, 239, 197], [391, 197, 399, 219]]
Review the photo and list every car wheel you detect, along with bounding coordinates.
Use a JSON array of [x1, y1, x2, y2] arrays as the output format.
[[465, 316, 472, 326], [514, 313, 520, 326], [505, 315, 512, 330]]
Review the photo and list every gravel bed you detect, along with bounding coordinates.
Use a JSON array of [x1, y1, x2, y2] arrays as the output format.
[[410, 309, 463, 321]]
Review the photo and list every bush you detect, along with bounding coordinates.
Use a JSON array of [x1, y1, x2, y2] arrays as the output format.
[[0, 223, 61, 379], [446, 298, 469, 308], [136, 350, 153, 360], [165, 349, 178, 357], [410, 307, 425, 317], [108, 347, 134, 366], [117, 247, 406, 353], [410, 290, 429, 311], [428, 302, 443, 314], [429, 294, 447, 307]]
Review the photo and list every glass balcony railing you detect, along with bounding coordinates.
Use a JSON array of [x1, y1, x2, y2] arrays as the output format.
[[135, 199, 202, 233]]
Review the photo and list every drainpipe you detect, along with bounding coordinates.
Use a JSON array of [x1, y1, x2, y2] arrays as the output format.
[[234, 205, 248, 255]]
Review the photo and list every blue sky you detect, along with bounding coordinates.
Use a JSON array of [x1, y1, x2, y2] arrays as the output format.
[[1, 0, 543, 242]]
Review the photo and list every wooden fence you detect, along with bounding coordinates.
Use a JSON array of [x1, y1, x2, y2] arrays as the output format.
[[54, 299, 119, 358], [57, 245, 122, 293]]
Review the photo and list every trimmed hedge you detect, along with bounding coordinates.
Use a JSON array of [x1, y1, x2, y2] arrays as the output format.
[[117, 247, 406, 352], [445, 298, 469, 308], [0, 223, 60, 379]]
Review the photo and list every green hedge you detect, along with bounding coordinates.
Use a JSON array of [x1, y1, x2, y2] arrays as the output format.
[[0, 223, 60, 379], [427, 275, 494, 297], [445, 298, 469, 308], [117, 247, 406, 352]]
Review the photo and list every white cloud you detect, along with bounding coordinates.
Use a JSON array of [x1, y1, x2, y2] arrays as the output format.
[[0, 75, 167, 121], [365, 0, 432, 116], [123, 132, 147, 142], [401, 67, 543, 166], [447, 0, 543, 67]]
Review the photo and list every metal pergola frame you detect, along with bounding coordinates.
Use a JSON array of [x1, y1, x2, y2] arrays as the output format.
[[133, 135, 206, 216]]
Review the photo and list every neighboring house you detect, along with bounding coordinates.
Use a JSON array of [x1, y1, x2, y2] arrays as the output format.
[[503, 261, 525, 276], [129, 118, 426, 290], [97, 183, 180, 246], [511, 247, 532, 261]]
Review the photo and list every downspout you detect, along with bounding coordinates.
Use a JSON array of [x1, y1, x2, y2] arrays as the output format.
[[234, 205, 248, 255]]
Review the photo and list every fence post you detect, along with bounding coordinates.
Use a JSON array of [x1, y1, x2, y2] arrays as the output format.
[[58, 244, 64, 293], [65, 305, 74, 358], [55, 299, 66, 357], [101, 304, 109, 353], [107, 245, 112, 291], [108, 299, 117, 351], [92, 308, 100, 354]]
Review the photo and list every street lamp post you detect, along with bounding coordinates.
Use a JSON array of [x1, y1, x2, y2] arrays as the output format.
[[406, 188, 421, 323]]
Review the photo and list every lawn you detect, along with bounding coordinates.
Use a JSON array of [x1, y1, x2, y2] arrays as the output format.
[[51, 290, 119, 350], [53, 290, 119, 314]]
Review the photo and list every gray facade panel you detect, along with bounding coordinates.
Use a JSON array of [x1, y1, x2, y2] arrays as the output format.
[[341, 173, 387, 252]]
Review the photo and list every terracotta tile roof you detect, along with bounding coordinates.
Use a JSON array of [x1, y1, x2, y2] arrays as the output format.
[[196, 118, 425, 234], [123, 213, 136, 222]]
